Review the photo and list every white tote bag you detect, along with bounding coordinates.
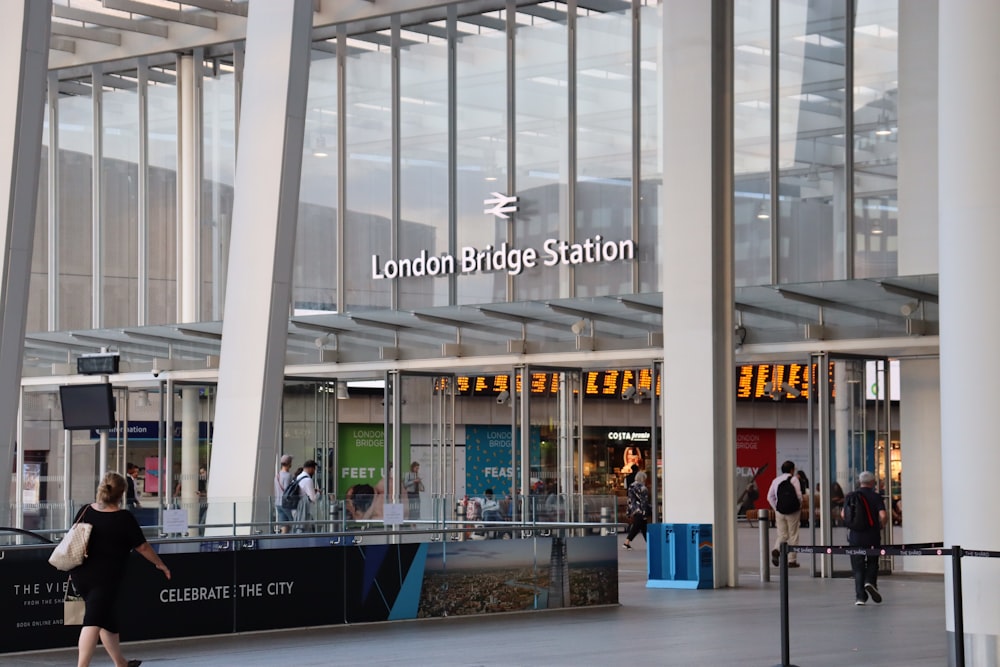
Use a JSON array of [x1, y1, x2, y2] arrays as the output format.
[[64, 578, 86, 625], [48, 512, 93, 572]]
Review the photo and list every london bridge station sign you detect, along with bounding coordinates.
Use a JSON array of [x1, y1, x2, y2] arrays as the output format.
[[372, 192, 635, 280]]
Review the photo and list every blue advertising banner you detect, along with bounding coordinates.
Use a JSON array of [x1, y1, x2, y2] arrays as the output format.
[[464, 425, 541, 497]]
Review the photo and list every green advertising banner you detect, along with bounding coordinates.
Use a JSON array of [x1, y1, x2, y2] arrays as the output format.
[[338, 424, 411, 490]]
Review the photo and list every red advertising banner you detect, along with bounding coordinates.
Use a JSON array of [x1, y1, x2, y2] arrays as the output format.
[[736, 428, 776, 510]]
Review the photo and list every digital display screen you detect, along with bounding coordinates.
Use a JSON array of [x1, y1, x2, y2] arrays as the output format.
[[59, 383, 116, 430], [451, 368, 660, 398], [450, 364, 828, 400]]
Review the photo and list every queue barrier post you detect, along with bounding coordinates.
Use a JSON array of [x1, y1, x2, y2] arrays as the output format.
[[758, 509, 770, 582], [773, 541, 799, 667], [952, 545, 965, 667]]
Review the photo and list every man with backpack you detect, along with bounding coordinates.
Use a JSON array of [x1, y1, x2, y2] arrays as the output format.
[[766, 460, 803, 568], [292, 460, 320, 533], [842, 471, 887, 606]]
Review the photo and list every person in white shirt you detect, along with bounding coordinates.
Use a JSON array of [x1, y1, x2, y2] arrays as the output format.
[[766, 460, 803, 568], [294, 460, 320, 533]]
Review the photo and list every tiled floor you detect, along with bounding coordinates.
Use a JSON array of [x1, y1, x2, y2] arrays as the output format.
[[6, 526, 948, 667]]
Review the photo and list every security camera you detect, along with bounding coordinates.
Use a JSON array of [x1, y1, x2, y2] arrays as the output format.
[[621, 386, 636, 401], [152, 369, 161, 378], [496, 390, 511, 405]]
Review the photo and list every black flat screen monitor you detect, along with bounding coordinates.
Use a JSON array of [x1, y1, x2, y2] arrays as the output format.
[[59, 383, 116, 430]]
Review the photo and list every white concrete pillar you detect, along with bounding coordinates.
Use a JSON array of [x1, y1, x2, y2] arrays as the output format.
[[181, 389, 200, 534], [0, 1, 50, 509], [208, 0, 313, 533], [660, 1, 736, 587], [833, 362, 850, 492], [939, 1, 1000, 661], [898, 358, 942, 574], [177, 55, 203, 532], [178, 55, 200, 323]]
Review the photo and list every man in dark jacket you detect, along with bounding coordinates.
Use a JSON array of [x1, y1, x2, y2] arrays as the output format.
[[125, 462, 141, 510], [842, 471, 887, 606]]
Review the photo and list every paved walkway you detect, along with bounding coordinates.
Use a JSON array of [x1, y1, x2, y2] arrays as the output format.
[[6, 528, 948, 667]]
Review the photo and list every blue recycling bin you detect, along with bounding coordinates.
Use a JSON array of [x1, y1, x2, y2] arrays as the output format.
[[646, 523, 713, 589], [647, 523, 676, 581]]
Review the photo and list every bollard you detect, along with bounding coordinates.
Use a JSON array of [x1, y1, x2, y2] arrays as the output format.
[[456, 501, 466, 541], [600, 506, 612, 536], [759, 508, 771, 582]]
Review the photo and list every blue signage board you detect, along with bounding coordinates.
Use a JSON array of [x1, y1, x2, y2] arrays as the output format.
[[89, 421, 213, 440]]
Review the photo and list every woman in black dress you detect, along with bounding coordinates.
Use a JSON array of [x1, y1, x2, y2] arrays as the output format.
[[71, 471, 171, 667]]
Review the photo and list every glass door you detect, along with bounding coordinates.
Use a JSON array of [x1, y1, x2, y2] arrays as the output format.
[[386, 372, 456, 533], [808, 354, 892, 577]]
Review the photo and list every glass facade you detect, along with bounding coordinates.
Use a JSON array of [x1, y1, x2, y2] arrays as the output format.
[[25, 0, 899, 335], [734, 0, 899, 286], [294, 49, 339, 314]]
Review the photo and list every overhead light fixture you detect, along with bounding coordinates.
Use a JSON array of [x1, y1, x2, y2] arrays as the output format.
[[871, 221, 884, 235], [570, 318, 591, 336], [315, 333, 332, 349], [900, 301, 920, 317], [336, 382, 350, 400], [755, 201, 770, 220]]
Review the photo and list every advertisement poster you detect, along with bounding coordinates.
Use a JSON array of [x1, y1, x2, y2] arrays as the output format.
[[417, 536, 617, 618], [464, 425, 540, 497], [144, 456, 161, 495], [337, 423, 412, 491], [22, 463, 41, 506], [735, 428, 776, 510]]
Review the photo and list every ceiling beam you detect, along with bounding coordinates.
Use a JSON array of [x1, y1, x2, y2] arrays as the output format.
[[53, 4, 170, 37], [102, 0, 218, 30]]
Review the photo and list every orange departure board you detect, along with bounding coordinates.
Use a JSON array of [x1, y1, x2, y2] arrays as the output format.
[[452, 364, 832, 400]]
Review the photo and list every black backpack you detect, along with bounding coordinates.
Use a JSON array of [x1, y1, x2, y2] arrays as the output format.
[[775, 476, 801, 514], [843, 491, 874, 531], [281, 475, 302, 510]]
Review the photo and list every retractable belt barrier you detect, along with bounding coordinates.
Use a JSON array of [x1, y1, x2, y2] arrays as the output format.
[[774, 541, 1000, 667]]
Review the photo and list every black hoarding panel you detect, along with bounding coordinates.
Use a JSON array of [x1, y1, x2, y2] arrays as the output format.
[[234, 546, 346, 631], [120, 550, 237, 641], [0, 548, 81, 652]]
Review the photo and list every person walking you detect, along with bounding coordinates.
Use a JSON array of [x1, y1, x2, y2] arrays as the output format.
[[403, 461, 424, 520], [843, 471, 887, 606], [623, 471, 651, 550], [766, 460, 803, 568], [70, 471, 171, 667]]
